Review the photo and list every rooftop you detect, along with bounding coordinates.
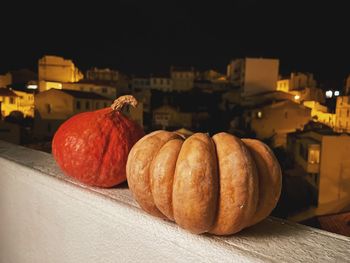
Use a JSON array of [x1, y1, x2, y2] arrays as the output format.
[[61, 89, 111, 100]]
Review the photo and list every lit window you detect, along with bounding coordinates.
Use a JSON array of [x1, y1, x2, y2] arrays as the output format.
[[334, 91, 340, 96], [294, 95, 300, 100], [308, 148, 320, 164]]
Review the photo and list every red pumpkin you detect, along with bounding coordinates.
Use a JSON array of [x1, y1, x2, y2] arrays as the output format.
[[52, 95, 144, 187]]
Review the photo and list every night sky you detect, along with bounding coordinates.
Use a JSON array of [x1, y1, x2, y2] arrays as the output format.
[[1, 1, 349, 88]]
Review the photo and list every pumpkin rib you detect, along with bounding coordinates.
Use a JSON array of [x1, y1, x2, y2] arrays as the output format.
[[172, 133, 219, 234], [150, 138, 184, 221], [126, 131, 181, 218], [209, 133, 259, 235], [243, 139, 282, 226]]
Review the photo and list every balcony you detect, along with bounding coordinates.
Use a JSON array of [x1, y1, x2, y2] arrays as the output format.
[[0, 140, 349, 262]]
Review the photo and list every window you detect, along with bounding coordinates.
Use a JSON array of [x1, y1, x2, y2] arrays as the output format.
[[86, 101, 90, 110], [308, 148, 320, 164], [9, 97, 15, 104], [76, 101, 81, 110], [102, 87, 107, 93], [45, 104, 51, 114]]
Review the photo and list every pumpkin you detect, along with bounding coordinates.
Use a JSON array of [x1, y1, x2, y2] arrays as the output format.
[[52, 95, 144, 187], [126, 131, 281, 235]]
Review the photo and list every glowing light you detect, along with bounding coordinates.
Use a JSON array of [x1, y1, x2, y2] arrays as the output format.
[[27, 84, 38, 89], [334, 90, 340, 96], [325, 90, 333, 98], [257, 111, 262, 118], [294, 95, 300, 100]]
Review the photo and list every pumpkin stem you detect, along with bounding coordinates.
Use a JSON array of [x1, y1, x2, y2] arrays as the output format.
[[111, 95, 138, 111]]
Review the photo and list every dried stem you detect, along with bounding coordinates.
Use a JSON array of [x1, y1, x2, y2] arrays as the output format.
[[111, 95, 138, 111]]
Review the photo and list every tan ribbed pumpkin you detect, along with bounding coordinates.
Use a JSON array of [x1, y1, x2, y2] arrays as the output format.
[[126, 131, 281, 235]]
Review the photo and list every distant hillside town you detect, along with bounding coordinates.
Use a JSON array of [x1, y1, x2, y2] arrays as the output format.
[[1, 55, 350, 231]]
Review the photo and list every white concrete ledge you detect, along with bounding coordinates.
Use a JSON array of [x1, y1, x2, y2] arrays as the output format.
[[0, 140, 349, 263]]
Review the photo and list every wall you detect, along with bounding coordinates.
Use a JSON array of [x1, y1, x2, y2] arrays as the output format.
[[335, 96, 350, 133], [150, 77, 172, 92], [318, 135, 350, 213], [171, 71, 195, 91], [38, 56, 83, 83], [63, 82, 116, 100], [153, 106, 192, 129], [0, 141, 349, 263], [35, 89, 73, 120], [242, 58, 279, 96], [250, 101, 311, 146], [13, 90, 35, 117]]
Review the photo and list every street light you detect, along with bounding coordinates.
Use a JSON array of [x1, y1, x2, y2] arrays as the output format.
[[325, 90, 333, 98]]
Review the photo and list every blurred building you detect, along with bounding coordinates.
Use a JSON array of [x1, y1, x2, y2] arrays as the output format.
[[132, 76, 150, 90], [277, 72, 317, 92], [277, 72, 324, 104], [170, 66, 196, 91], [227, 57, 279, 97], [150, 75, 172, 92], [0, 88, 34, 118], [245, 100, 311, 147], [62, 82, 117, 100], [303, 101, 335, 128], [38, 56, 83, 91], [34, 89, 112, 138], [287, 126, 350, 215], [0, 88, 19, 117], [344, 75, 350, 95], [86, 68, 130, 95], [335, 96, 350, 133], [152, 105, 192, 130]]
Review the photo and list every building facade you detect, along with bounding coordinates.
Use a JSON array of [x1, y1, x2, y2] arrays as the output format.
[[227, 58, 279, 96], [170, 66, 196, 91], [287, 129, 350, 215], [38, 56, 83, 90], [246, 100, 311, 147], [150, 76, 172, 92], [34, 89, 112, 138], [277, 72, 317, 92], [0, 88, 34, 118], [335, 96, 350, 133]]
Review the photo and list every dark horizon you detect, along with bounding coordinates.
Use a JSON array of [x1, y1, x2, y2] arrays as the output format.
[[1, 1, 349, 89]]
